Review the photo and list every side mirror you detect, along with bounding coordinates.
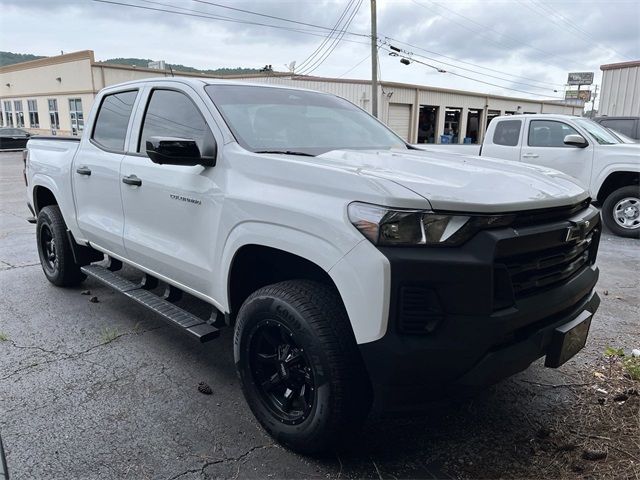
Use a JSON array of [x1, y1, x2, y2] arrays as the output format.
[[146, 136, 216, 166], [564, 134, 588, 148]]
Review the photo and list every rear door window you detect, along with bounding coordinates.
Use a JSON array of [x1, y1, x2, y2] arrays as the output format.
[[92, 90, 138, 151], [528, 120, 580, 147], [492, 120, 522, 146]]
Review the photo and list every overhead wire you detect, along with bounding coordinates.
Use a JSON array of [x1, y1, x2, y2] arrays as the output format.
[[93, 0, 371, 44], [409, 0, 584, 69], [295, 0, 358, 74], [337, 54, 370, 78], [191, 0, 368, 38], [296, 0, 364, 75], [381, 36, 565, 88], [380, 46, 564, 99], [384, 42, 560, 91], [520, 0, 632, 60], [93, 0, 573, 94]]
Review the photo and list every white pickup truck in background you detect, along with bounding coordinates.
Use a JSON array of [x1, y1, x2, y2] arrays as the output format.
[[25, 79, 602, 453], [419, 114, 640, 237]]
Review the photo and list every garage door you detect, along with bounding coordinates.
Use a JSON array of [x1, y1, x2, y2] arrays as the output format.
[[387, 103, 412, 141]]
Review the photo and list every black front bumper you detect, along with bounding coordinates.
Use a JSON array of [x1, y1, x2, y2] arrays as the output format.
[[359, 206, 601, 415]]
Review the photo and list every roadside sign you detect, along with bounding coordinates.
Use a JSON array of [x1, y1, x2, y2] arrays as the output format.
[[567, 72, 594, 85], [565, 90, 592, 101]]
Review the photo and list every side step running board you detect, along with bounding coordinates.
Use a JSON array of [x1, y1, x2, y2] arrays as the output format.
[[81, 264, 220, 343]]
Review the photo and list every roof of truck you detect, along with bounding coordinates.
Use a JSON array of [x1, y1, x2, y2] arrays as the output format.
[[100, 76, 322, 94], [492, 113, 583, 121]]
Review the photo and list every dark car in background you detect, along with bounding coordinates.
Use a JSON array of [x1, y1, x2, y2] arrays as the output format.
[[594, 116, 640, 140], [0, 127, 32, 150]]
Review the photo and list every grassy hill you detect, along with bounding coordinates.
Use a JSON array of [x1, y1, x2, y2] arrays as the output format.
[[102, 57, 260, 75], [0, 51, 261, 75], [0, 52, 46, 66]]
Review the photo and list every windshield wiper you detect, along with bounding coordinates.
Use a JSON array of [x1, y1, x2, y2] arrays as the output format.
[[254, 150, 315, 157]]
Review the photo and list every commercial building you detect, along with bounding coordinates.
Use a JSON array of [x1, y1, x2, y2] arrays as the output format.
[[0, 49, 580, 143], [598, 60, 640, 116]]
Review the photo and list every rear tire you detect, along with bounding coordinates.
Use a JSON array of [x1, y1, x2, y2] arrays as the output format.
[[602, 186, 640, 238], [234, 280, 371, 454], [36, 205, 85, 286]]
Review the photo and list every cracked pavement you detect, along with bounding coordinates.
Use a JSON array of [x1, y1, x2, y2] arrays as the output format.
[[0, 151, 638, 479]]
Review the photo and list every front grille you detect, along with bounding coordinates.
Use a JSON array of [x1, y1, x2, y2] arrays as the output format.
[[510, 198, 591, 227], [398, 286, 444, 334], [498, 229, 597, 299]]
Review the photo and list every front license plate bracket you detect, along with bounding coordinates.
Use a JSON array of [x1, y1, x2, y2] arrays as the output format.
[[545, 310, 592, 368]]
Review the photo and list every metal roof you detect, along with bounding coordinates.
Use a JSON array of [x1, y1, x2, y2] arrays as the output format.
[[600, 60, 640, 71]]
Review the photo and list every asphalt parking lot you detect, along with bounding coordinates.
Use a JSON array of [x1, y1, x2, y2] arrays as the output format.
[[0, 150, 638, 479]]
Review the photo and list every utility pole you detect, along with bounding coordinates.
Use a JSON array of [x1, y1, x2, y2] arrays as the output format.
[[590, 84, 598, 118], [370, 0, 378, 118]]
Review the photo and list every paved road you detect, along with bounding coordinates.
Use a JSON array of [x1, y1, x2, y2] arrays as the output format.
[[0, 150, 638, 479]]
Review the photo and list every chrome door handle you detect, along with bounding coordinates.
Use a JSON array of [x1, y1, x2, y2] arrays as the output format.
[[76, 166, 92, 176], [122, 174, 142, 186], [522, 153, 539, 159]]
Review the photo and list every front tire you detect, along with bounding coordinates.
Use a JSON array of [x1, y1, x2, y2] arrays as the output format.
[[234, 280, 370, 454], [36, 205, 85, 286], [602, 186, 640, 238]]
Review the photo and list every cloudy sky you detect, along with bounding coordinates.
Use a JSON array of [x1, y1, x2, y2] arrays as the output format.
[[1, 0, 638, 105]]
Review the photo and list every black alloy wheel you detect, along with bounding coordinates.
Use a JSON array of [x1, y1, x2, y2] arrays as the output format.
[[248, 319, 315, 425], [234, 280, 371, 454], [36, 205, 85, 286], [39, 223, 58, 275]]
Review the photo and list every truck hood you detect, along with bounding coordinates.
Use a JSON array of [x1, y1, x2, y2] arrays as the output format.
[[602, 143, 640, 154], [319, 148, 589, 213]]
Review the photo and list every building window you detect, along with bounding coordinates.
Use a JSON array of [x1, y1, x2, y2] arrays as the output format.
[[3, 101, 14, 127], [14, 100, 25, 127], [27, 100, 40, 128], [68, 98, 84, 135], [0, 102, 3, 127], [48, 99, 60, 131]]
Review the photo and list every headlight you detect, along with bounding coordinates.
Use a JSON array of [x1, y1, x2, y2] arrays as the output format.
[[347, 202, 513, 246]]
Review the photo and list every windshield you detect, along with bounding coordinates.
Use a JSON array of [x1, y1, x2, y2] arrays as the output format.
[[606, 127, 637, 144], [205, 85, 407, 156], [574, 118, 620, 145]]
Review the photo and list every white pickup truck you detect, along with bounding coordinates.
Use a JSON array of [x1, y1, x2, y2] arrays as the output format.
[[481, 114, 639, 237], [25, 78, 601, 453]]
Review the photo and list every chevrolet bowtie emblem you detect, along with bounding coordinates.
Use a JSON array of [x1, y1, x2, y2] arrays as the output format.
[[566, 219, 590, 242]]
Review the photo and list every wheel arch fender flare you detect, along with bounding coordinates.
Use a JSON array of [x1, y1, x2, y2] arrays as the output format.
[[594, 167, 640, 202], [219, 222, 391, 345], [218, 221, 358, 312], [31, 175, 85, 243]]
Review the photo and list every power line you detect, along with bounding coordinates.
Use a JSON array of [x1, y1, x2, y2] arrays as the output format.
[[410, 0, 583, 70], [191, 0, 368, 38], [295, 0, 357, 74], [520, 0, 632, 60], [297, 0, 363, 75], [385, 42, 560, 92], [382, 47, 564, 99], [94, 0, 588, 94], [93, 0, 371, 44], [296, 0, 363, 76], [382, 36, 565, 88], [337, 54, 370, 78]]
